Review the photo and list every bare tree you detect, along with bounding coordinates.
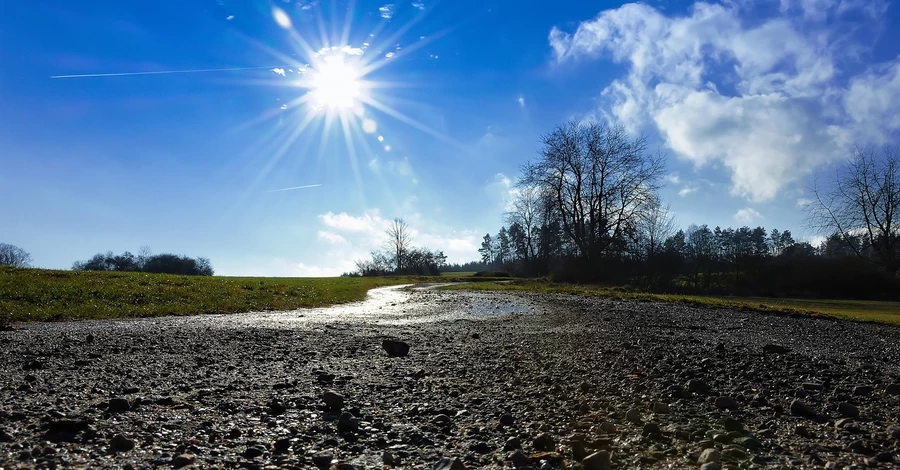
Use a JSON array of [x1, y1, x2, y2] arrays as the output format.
[[0, 243, 32, 268], [638, 196, 677, 263], [807, 145, 900, 273], [505, 183, 541, 263], [522, 122, 666, 260], [385, 218, 412, 273]]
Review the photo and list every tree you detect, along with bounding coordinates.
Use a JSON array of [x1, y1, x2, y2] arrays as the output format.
[[0, 243, 32, 268], [522, 122, 665, 261], [385, 218, 412, 273], [496, 227, 511, 265], [479, 233, 495, 265], [808, 145, 900, 272]]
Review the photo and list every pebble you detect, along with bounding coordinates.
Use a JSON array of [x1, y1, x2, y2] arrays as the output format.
[[790, 399, 820, 420], [837, 402, 860, 418], [434, 457, 467, 470], [337, 412, 359, 432], [885, 383, 900, 395], [273, 438, 291, 453], [382, 339, 410, 357], [0, 428, 12, 442], [715, 396, 740, 410], [687, 379, 710, 394], [108, 398, 130, 413], [323, 390, 345, 411], [499, 413, 515, 426], [503, 437, 521, 451], [625, 408, 642, 424], [171, 454, 195, 468], [762, 344, 791, 354], [700, 463, 721, 470], [582, 450, 611, 470], [698, 448, 721, 465], [651, 402, 669, 413], [533, 432, 555, 451], [243, 446, 264, 458], [510, 449, 530, 467], [109, 434, 135, 452], [852, 385, 874, 396]]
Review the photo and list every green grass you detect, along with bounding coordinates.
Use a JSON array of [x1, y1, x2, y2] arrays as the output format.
[[443, 279, 900, 326], [0, 266, 420, 324], [440, 271, 477, 277]]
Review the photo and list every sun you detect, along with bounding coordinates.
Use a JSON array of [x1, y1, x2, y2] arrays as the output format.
[[307, 54, 364, 112]]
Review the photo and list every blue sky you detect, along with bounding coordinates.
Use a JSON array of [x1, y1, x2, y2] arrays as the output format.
[[2, 0, 899, 275]]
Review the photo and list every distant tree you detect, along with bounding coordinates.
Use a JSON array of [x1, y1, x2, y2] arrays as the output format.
[[137, 245, 153, 271], [808, 145, 900, 272], [479, 233, 494, 265], [0, 243, 32, 268], [385, 218, 412, 273], [496, 227, 511, 265]]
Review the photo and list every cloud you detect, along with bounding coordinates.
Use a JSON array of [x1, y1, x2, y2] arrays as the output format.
[[379, 4, 395, 19], [225, 15, 234, 20], [734, 207, 763, 224], [368, 156, 417, 184], [517, 96, 526, 108], [549, 1, 900, 202], [411, 2, 425, 10], [271, 68, 286, 76], [677, 185, 697, 197], [485, 172, 521, 210], [665, 172, 680, 185], [796, 197, 813, 208]]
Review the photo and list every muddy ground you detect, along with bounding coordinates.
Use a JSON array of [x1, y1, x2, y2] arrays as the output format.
[[1, 286, 899, 469]]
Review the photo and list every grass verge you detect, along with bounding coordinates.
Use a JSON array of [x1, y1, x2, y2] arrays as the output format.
[[0, 267, 423, 324], [442, 279, 900, 326]]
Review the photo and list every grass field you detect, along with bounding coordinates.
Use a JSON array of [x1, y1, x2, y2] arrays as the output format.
[[0, 267, 418, 324], [443, 279, 900, 326]]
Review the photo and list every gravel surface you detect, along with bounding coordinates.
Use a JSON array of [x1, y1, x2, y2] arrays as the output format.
[[1, 285, 899, 469]]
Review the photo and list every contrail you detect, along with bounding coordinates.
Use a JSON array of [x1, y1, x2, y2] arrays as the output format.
[[50, 65, 285, 79], [265, 184, 322, 193]]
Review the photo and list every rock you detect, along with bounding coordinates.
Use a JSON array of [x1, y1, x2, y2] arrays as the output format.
[[469, 441, 492, 454], [762, 344, 791, 354], [853, 385, 874, 396], [509, 450, 530, 468], [108, 398, 130, 413], [273, 438, 291, 453], [790, 399, 821, 420], [700, 463, 721, 470], [269, 400, 287, 415], [733, 436, 761, 450], [888, 425, 900, 439], [0, 429, 12, 442], [698, 448, 721, 465], [22, 360, 43, 371], [243, 446, 265, 458], [323, 390, 345, 411], [499, 413, 516, 426], [849, 439, 868, 453], [382, 339, 410, 357], [582, 450, 611, 470], [722, 417, 744, 432], [642, 422, 661, 436], [687, 379, 710, 394], [599, 421, 616, 433], [722, 446, 747, 460], [876, 452, 894, 463], [171, 454, 195, 468], [312, 452, 333, 468], [651, 402, 669, 414], [433, 457, 467, 470], [337, 412, 359, 432], [86, 333, 94, 343], [227, 428, 241, 439], [533, 432, 555, 451], [885, 383, 900, 395], [625, 408, 642, 424], [795, 425, 812, 438], [503, 437, 521, 451], [837, 402, 860, 418], [332, 463, 355, 470], [46, 420, 90, 434], [715, 396, 740, 410], [382, 451, 396, 465], [109, 434, 135, 452]]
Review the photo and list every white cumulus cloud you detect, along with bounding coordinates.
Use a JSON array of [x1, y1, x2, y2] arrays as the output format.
[[734, 207, 763, 224], [549, 0, 900, 202]]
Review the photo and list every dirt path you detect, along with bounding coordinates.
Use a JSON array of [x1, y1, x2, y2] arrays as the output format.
[[1, 287, 898, 469]]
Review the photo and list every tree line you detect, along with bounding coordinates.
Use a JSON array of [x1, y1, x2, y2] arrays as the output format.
[[72, 246, 214, 276], [477, 122, 900, 299], [347, 219, 448, 276]]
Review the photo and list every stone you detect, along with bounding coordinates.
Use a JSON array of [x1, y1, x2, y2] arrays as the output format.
[[510, 450, 530, 468], [243, 446, 265, 458], [46, 420, 90, 434], [0, 429, 12, 442], [762, 344, 790, 354], [790, 400, 820, 420], [698, 448, 721, 465], [434, 457, 467, 470], [227, 428, 241, 439], [108, 398, 130, 413], [625, 408, 642, 424], [700, 464, 721, 470], [651, 402, 669, 414], [722, 417, 744, 432], [642, 422, 661, 436], [171, 454, 195, 468], [312, 452, 333, 468], [499, 413, 516, 426], [382, 339, 410, 357], [470, 441, 492, 454], [885, 383, 900, 395], [853, 385, 874, 396], [888, 426, 900, 439], [722, 446, 748, 460], [687, 379, 710, 394], [273, 438, 291, 453], [503, 437, 521, 451], [109, 434, 135, 452], [337, 412, 359, 432], [599, 421, 616, 433], [838, 402, 860, 418], [733, 436, 762, 450], [715, 396, 740, 410], [849, 440, 868, 453], [533, 432, 555, 451], [582, 450, 611, 470], [323, 390, 344, 411]]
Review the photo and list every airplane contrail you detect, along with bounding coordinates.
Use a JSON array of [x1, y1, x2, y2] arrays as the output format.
[[265, 184, 322, 193], [50, 65, 285, 79]]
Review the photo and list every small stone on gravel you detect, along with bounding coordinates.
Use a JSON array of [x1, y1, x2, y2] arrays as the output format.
[[885, 383, 900, 395], [337, 412, 359, 432], [715, 396, 740, 410], [509, 450, 530, 468], [651, 402, 669, 413], [273, 438, 291, 453], [582, 450, 611, 470], [243, 446, 265, 458], [852, 385, 874, 396], [625, 408, 642, 424], [763, 344, 790, 354], [700, 463, 721, 470], [533, 432, 555, 451], [382, 339, 410, 357], [323, 390, 344, 411], [109, 434, 135, 451], [108, 398, 130, 413], [698, 448, 721, 465], [171, 454, 195, 468], [837, 402, 860, 418], [503, 437, 521, 451], [433, 457, 467, 470]]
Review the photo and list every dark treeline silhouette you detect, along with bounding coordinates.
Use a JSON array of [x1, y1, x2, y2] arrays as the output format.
[[476, 122, 900, 299], [72, 246, 214, 276], [347, 219, 448, 276], [442, 261, 490, 273]]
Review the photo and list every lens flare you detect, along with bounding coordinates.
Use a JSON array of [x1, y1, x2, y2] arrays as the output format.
[[307, 54, 363, 111]]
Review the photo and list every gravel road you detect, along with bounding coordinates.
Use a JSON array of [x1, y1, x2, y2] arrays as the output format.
[[1, 286, 898, 469]]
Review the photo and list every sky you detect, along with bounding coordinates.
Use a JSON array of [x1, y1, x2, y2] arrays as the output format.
[[1, 0, 899, 276]]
